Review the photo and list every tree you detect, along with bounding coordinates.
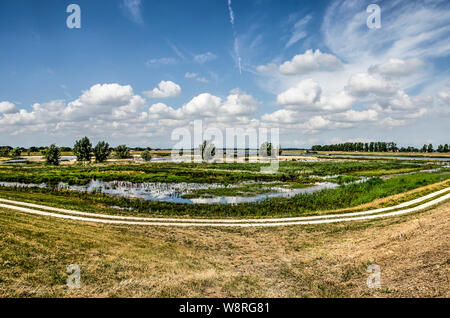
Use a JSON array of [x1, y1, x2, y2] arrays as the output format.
[[437, 144, 444, 153], [427, 144, 434, 153], [199, 141, 216, 161], [43, 144, 61, 165], [259, 142, 273, 157], [444, 144, 449, 153], [9, 148, 22, 158], [141, 150, 152, 162], [421, 144, 427, 153], [93, 141, 111, 163], [73, 137, 93, 161], [115, 145, 131, 159]]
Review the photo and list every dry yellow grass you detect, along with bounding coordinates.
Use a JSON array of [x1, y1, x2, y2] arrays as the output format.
[[0, 197, 449, 298]]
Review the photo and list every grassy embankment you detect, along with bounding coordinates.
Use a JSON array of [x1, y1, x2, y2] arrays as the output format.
[[0, 197, 448, 297]]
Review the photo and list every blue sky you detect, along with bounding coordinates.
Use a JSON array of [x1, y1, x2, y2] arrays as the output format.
[[0, 0, 449, 148]]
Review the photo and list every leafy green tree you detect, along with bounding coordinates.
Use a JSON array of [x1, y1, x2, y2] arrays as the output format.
[[141, 150, 152, 162], [73, 137, 93, 161], [444, 144, 449, 153], [427, 144, 434, 153], [93, 141, 111, 163], [9, 148, 22, 158], [43, 144, 61, 165], [115, 145, 131, 159], [437, 144, 444, 153]]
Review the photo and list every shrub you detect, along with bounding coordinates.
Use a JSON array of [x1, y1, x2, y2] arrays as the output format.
[[115, 145, 131, 159], [9, 148, 22, 158], [141, 150, 152, 162]]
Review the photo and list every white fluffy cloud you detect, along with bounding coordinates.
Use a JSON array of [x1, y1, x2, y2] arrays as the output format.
[[261, 109, 299, 123], [277, 79, 322, 106], [368, 58, 424, 78], [0, 83, 147, 138], [300, 116, 331, 133], [331, 109, 378, 122], [279, 49, 342, 75], [145, 89, 259, 124], [143, 81, 181, 98], [0, 101, 18, 114], [276, 79, 354, 112], [182, 93, 222, 117], [148, 102, 183, 120], [346, 73, 397, 97]]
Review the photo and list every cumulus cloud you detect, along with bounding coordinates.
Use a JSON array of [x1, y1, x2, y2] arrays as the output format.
[[148, 103, 183, 120], [0, 83, 147, 137], [368, 58, 424, 78], [277, 79, 322, 106], [182, 93, 222, 117], [261, 109, 299, 124], [143, 81, 181, 99], [276, 79, 354, 111], [346, 73, 397, 97], [146, 89, 259, 123], [0, 101, 18, 114], [331, 109, 378, 122], [300, 116, 331, 133], [221, 89, 259, 116], [279, 49, 342, 75]]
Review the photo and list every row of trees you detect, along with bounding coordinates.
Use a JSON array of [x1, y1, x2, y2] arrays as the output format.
[[0, 137, 153, 166], [72, 137, 136, 162], [312, 142, 450, 153], [312, 142, 399, 152]]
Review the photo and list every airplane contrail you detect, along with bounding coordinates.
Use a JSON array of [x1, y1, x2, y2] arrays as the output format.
[[227, 0, 242, 74]]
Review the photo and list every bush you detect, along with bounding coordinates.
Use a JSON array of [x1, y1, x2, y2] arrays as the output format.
[[9, 148, 22, 158], [43, 144, 61, 165], [93, 141, 112, 163], [115, 145, 131, 159], [73, 137, 93, 161], [141, 150, 152, 162]]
